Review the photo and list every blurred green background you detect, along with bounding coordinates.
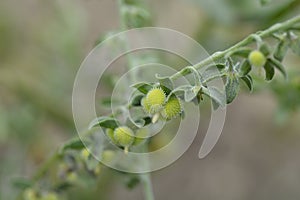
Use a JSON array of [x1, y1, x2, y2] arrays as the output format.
[[1, 0, 300, 199]]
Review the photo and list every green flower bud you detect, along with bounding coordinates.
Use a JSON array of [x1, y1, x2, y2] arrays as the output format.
[[80, 149, 90, 160], [106, 128, 118, 145], [161, 97, 182, 120], [133, 128, 149, 146], [23, 188, 38, 200], [113, 126, 134, 147], [66, 172, 78, 183], [145, 87, 166, 114], [40, 192, 58, 200], [248, 50, 266, 67], [102, 150, 116, 164]]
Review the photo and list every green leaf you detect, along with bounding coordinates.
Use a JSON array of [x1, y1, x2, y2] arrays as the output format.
[[89, 116, 119, 129], [62, 138, 85, 151], [259, 43, 271, 56], [241, 75, 253, 91], [274, 40, 289, 62], [130, 94, 144, 106], [260, 0, 272, 6], [263, 61, 275, 81], [225, 74, 240, 104], [155, 74, 174, 92], [269, 58, 287, 79], [238, 60, 251, 76], [202, 86, 226, 107], [126, 176, 140, 189], [131, 82, 153, 94], [290, 37, 300, 55], [12, 178, 32, 189]]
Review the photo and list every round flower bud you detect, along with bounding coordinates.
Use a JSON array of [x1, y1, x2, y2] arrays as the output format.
[[40, 192, 58, 200], [141, 97, 151, 113], [80, 149, 90, 160], [133, 128, 149, 146], [23, 188, 38, 200], [161, 97, 182, 120], [106, 128, 118, 145], [113, 126, 134, 147], [101, 150, 116, 164], [145, 87, 166, 114], [248, 50, 266, 67]]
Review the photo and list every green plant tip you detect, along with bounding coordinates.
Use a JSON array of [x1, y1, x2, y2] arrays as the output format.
[[114, 126, 134, 147], [106, 128, 118, 145], [145, 87, 166, 114], [161, 97, 182, 120], [248, 50, 266, 67]]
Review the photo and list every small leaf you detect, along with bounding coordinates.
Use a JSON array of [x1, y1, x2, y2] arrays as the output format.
[[62, 138, 85, 151], [202, 86, 226, 107], [259, 43, 271, 56], [238, 60, 251, 76], [184, 87, 197, 102], [241, 75, 253, 91], [263, 61, 275, 81], [126, 176, 140, 189], [131, 82, 153, 94], [12, 178, 32, 189], [274, 40, 289, 62], [130, 94, 144, 106], [260, 0, 272, 6], [290, 37, 300, 55], [269, 58, 287, 79], [225, 74, 240, 104], [155, 74, 174, 92], [54, 182, 73, 192], [89, 116, 119, 129]]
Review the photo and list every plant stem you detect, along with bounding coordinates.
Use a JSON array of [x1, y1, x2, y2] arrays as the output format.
[[141, 173, 155, 200], [170, 14, 300, 80]]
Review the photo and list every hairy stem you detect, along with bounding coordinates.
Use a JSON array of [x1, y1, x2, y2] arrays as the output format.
[[141, 173, 155, 200], [170, 14, 300, 80]]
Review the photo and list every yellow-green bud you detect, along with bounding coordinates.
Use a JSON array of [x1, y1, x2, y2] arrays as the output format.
[[40, 193, 58, 200], [106, 128, 118, 145], [80, 148, 90, 160], [23, 188, 37, 200], [66, 172, 78, 183], [114, 126, 134, 147], [248, 50, 266, 67], [101, 150, 116, 163], [145, 87, 166, 114], [161, 97, 182, 120], [133, 128, 149, 146]]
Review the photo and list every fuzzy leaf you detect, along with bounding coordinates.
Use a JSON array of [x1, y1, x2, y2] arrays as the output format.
[[241, 75, 253, 91], [89, 116, 119, 129], [62, 138, 85, 151], [238, 60, 252, 76], [290, 37, 300, 55], [131, 82, 153, 94], [263, 61, 275, 81], [202, 87, 226, 107], [12, 178, 32, 189], [260, 0, 272, 6], [130, 94, 144, 106], [155, 74, 174, 92], [225, 74, 240, 104], [259, 43, 271, 56], [274, 40, 289, 62], [269, 58, 287, 79]]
